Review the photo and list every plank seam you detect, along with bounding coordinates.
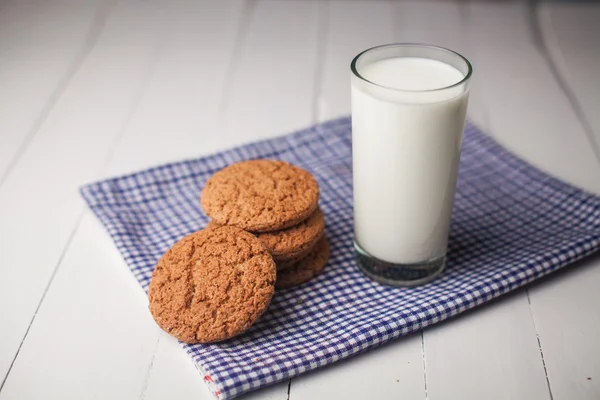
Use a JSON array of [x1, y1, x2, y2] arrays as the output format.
[[139, 335, 161, 400], [0, 0, 117, 191], [0, 211, 85, 393], [527, 4, 598, 395], [528, 0, 600, 167], [0, 7, 168, 389], [526, 289, 555, 400]]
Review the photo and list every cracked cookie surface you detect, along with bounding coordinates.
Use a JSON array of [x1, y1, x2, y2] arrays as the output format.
[[201, 160, 320, 232], [276, 236, 330, 289], [148, 226, 276, 343]]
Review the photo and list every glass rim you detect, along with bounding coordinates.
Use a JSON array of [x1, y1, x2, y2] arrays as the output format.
[[350, 43, 473, 94]]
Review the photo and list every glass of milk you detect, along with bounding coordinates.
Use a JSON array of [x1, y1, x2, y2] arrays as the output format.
[[351, 43, 472, 286]]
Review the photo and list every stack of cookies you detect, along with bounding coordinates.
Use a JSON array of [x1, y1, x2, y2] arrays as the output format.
[[148, 160, 329, 343], [203, 160, 329, 289]]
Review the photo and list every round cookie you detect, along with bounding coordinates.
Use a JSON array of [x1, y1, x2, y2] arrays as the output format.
[[201, 160, 320, 232], [208, 208, 325, 264], [276, 236, 330, 289], [148, 226, 276, 344]]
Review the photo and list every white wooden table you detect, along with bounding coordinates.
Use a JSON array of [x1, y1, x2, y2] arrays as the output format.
[[1, 1, 599, 399]]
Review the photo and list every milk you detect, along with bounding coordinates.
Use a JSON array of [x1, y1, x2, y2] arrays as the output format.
[[351, 57, 469, 264]]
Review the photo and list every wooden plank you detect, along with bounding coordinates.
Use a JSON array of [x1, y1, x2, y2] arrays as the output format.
[[537, 2, 600, 160], [0, 0, 300, 399], [0, 0, 101, 181], [102, 0, 250, 174], [527, 259, 600, 400], [146, 333, 287, 400], [425, 292, 550, 400], [221, 0, 321, 140], [0, 0, 98, 48], [141, 333, 214, 400], [423, 2, 600, 400], [0, 0, 244, 398], [391, 0, 488, 131], [316, 0, 395, 121], [0, 216, 161, 400], [526, 6, 600, 400], [390, 2, 551, 399], [466, 1, 600, 194], [292, 2, 426, 399], [0, 0, 169, 390]]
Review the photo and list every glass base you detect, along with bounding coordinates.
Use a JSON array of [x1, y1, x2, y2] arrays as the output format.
[[354, 241, 446, 287]]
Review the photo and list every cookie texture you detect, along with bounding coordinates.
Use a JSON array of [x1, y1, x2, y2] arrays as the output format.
[[276, 252, 311, 271], [257, 207, 325, 262], [201, 160, 320, 232], [208, 208, 325, 263], [148, 226, 276, 343], [276, 236, 330, 289]]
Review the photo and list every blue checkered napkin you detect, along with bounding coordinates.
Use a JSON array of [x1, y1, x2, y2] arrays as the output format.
[[81, 117, 600, 399]]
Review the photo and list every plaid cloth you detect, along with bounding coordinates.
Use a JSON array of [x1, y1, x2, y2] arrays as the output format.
[[81, 117, 600, 399]]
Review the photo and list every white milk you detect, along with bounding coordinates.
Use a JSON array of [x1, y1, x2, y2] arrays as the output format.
[[351, 57, 469, 264]]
